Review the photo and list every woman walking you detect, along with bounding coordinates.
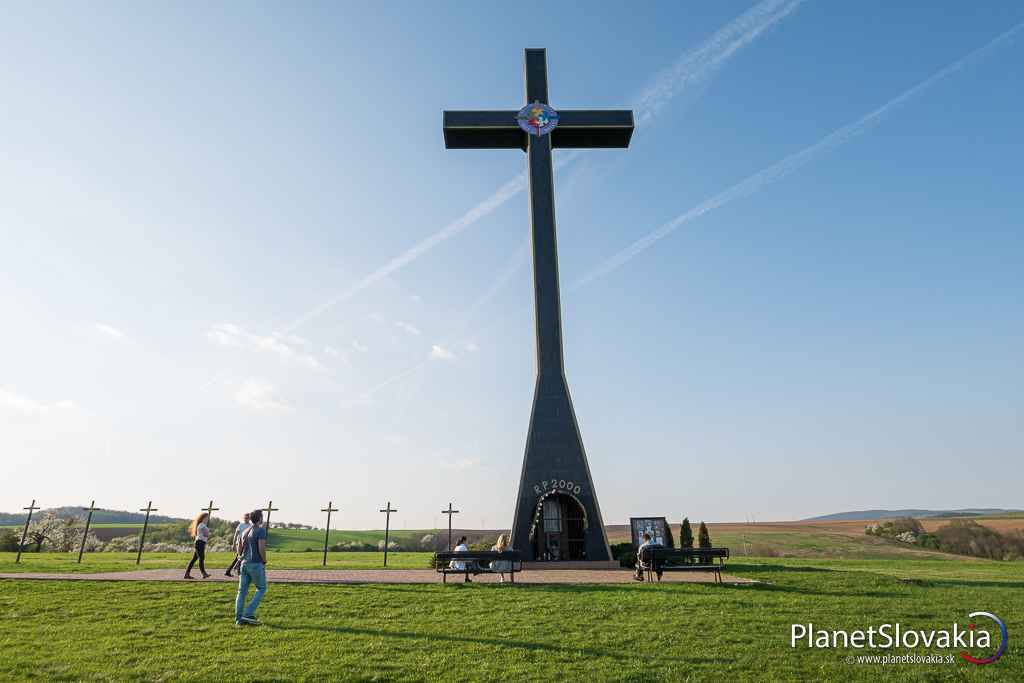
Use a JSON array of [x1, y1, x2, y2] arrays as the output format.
[[184, 512, 211, 579]]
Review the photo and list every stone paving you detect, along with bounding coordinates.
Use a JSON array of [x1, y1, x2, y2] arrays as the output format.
[[0, 568, 753, 585]]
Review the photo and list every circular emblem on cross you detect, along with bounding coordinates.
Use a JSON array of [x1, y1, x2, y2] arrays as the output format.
[[517, 101, 559, 137]]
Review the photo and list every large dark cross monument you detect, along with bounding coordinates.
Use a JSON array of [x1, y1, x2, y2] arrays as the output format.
[[443, 49, 633, 561]]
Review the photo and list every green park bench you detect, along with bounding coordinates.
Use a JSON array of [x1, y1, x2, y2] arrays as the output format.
[[639, 546, 730, 584], [432, 550, 522, 584]]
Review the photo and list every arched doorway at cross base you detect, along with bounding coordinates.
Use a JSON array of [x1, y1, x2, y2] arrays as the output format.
[[532, 492, 587, 561]]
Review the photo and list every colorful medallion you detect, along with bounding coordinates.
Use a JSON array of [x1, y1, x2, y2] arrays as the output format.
[[517, 101, 559, 137]]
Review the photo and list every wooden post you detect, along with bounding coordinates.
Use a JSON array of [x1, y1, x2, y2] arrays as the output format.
[[203, 500, 220, 521], [263, 501, 279, 537], [441, 502, 460, 551], [379, 501, 397, 567], [15, 500, 40, 564], [136, 501, 158, 565], [77, 500, 100, 563], [321, 501, 338, 567]]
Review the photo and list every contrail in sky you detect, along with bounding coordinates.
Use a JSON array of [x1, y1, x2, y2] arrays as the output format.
[[572, 21, 1024, 290], [280, 0, 802, 335], [634, 0, 805, 126]]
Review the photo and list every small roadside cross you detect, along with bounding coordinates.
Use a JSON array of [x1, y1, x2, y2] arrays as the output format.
[[263, 501, 279, 536], [15, 500, 40, 564], [321, 501, 339, 567], [203, 500, 220, 520], [379, 501, 398, 567], [441, 502, 460, 551], [136, 501, 158, 565], [77, 500, 100, 563]]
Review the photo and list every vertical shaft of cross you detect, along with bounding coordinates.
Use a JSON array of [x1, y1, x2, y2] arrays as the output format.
[[441, 502, 460, 551], [524, 49, 565, 379], [136, 501, 157, 565], [379, 501, 397, 567], [77, 500, 99, 564], [321, 501, 338, 567], [263, 501, 279, 537], [16, 500, 40, 564]]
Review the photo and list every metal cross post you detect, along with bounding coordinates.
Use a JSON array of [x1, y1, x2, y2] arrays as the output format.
[[77, 500, 100, 563], [379, 501, 397, 567], [443, 49, 631, 561], [321, 501, 338, 567], [15, 500, 40, 564], [441, 502, 460, 551], [136, 501, 158, 565], [263, 501, 279, 536]]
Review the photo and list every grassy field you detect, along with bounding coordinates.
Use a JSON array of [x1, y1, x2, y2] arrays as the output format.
[[1, 557, 1021, 681], [0, 551, 434, 574]]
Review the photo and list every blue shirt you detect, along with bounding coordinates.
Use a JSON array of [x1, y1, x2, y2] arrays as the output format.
[[242, 526, 267, 564]]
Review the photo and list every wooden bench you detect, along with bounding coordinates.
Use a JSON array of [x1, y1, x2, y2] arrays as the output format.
[[638, 546, 729, 584], [433, 550, 523, 584]]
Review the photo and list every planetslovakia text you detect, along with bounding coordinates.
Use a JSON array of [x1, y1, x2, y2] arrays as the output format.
[[791, 623, 990, 650]]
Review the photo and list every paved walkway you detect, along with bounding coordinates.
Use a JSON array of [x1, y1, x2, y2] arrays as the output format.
[[0, 568, 752, 585]]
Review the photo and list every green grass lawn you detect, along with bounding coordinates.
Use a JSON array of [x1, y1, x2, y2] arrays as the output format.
[[0, 551, 435, 574], [265, 527, 435, 551], [1, 557, 1021, 681]]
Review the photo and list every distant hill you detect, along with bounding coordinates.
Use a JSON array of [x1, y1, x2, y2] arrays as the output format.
[[804, 508, 1022, 522], [0, 506, 185, 526]]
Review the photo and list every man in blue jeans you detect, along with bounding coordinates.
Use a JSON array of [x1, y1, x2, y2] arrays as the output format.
[[235, 508, 268, 626]]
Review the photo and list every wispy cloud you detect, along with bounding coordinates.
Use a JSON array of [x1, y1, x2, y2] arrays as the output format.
[[574, 21, 1024, 289], [351, 340, 369, 353], [395, 320, 422, 337], [93, 323, 126, 340], [634, 0, 805, 126], [0, 387, 78, 416], [464, 342, 479, 353], [207, 323, 325, 371], [430, 344, 456, 361], [233, 378, 292, 414]]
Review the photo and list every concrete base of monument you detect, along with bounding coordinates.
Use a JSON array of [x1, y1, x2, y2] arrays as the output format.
[[521, 560, 621, 570]]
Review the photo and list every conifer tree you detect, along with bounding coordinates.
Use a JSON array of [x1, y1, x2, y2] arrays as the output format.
[[698, 520, 712, 549], [680, 517, 694, 548]]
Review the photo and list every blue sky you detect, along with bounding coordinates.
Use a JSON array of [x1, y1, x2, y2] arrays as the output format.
[[2, 1, 1021, 529]]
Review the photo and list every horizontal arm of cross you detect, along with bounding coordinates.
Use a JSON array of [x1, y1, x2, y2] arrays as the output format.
[[443, 110, 634, 150]]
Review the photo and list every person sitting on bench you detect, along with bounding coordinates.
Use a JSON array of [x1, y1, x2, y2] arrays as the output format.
[[633, 532, 663, 581], [489, 534, 513, 583], [449, 536, 477, 581]]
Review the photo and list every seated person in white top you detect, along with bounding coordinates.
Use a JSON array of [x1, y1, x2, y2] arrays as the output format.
[[449, 536, 478, 581], [633, 531, 662, 581]]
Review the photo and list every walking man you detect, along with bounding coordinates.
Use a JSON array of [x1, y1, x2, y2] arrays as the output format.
[[234, 508, 268, 625]]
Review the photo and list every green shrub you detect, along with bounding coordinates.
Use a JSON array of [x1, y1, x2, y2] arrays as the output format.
[[610, 542, 635, 568], [698, 521, 712, 549], [0, 529, 19, 552], [680, 518, 694, 549]]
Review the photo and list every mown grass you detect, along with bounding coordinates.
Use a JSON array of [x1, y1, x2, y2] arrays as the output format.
[[1, 558, 1021, 681], [265, 528, 434, 552], [0, 551, 435, 574]]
